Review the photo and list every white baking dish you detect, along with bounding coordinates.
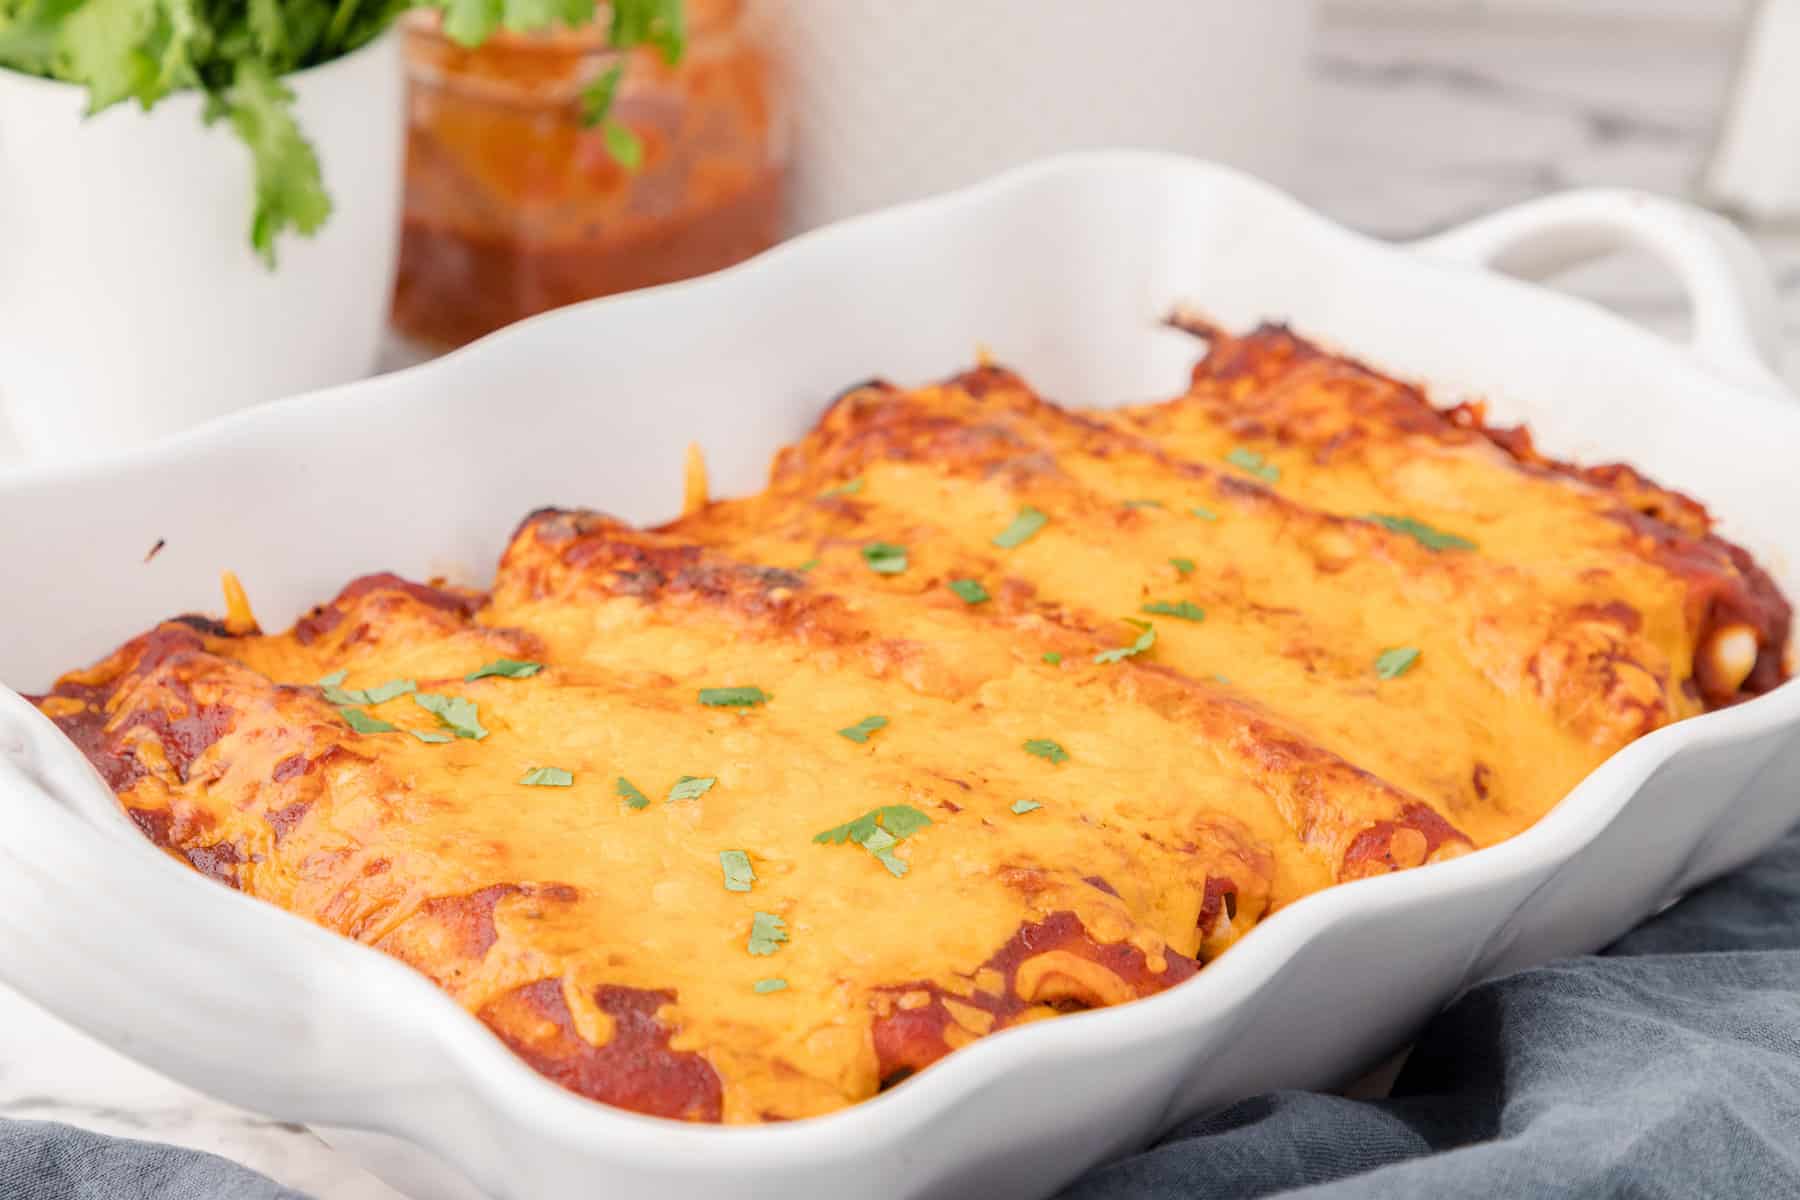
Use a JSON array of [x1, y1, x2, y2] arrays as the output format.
[[0, 152, 1796, 1200]]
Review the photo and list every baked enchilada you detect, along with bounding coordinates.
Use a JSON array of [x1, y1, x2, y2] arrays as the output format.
[[33, 323, 1791, 1124]]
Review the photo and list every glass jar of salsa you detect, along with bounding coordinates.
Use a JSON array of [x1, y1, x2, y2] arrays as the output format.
[[393, 0, 784, 348]]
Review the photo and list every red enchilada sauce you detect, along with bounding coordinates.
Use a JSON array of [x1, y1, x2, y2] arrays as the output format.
[[393, 0, 783, 348]]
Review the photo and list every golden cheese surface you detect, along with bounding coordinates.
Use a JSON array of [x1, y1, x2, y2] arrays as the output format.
[[37, 323, 1791, 1124]]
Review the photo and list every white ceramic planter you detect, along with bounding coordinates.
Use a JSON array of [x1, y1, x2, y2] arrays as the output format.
[[751, 0, 1315, 232], [0, 33, 403, 464]]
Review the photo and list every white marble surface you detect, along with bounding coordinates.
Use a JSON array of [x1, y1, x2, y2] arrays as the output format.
[[4, 5, 1795, 1197]]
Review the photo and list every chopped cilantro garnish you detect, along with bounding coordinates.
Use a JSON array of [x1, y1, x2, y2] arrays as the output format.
[[1042, 651, 1063, 665], [747, 911, 788, 955], [699, 686, 769, 707], [1141, 600, 1205, 622], [1224, 447, 1280, 483], [795, 558, 820, 573], [321, 671, 415, 707], [1094, 618, 1157, 664], [361, 678, 417, 705], [669, 775, 717, 801], [1190, 505, 1221, 521], [338, 707, 397, 734], [947, 578, 990, 605], [1375, 646, 1422, 680], [1364, 513, 1478, 553], [1011, 798, 1043, 815], [412, 692, 488, 740], [616, 776, 650, 809], [719, 849, 755, 893], [410, 729, 454, 744], [820, 477, 865, 499], [837, 715, 889, 744], [753, 977, 788, 994], [993, 506, 1048, 549], [1213, 674, 1231, 685], [519, 766, 574, 787], [1169, 556, 1196, 577], [1023, 738, 1069, 764], [466, 658, 543, 682], [1122, 499, 1164, 509], [861, 541, 909, 575], [813, 805, 931, 877]]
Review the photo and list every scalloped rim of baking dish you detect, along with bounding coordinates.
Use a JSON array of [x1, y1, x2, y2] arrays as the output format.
[[1, 151, 1796, 1200]]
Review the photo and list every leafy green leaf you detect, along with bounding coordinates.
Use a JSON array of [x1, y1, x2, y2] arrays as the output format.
[[438, 0, 502, 45], [699, 686, 769, 707], [1363, 513, 1478, 553], [519, 766, 574, 787], [1095, 618, 1157, 664], [753, 977, 787, 994], [993, 506, 1048, 549], [819, 477, 865, 499], [795, 558, 820, 573], [747, 911, 787, 956], [719, 849, 755, 893], [211, 59, 331, 268], [412, 691, 488, 740], [339, 707, 397, 734], [861, 542, 908, 575], [1375, 646, 1421, 680], [602, 119, 643, 171], [1041, 651, 1062, 665], [947, 579, 990, 605], [1141, 600, 1205, 622], [837, 715, 888, 744], [812, 805, 931, 877], [466, 658, 543, 681], [410, 729, 455, 744], [361, 678, 417, 705], [1169, 557, 1196, 577], [617, 776, 650, 809], [1011, 798, 1042, 815], [1023, 738, 1068, 765], [1224, 448, 1279, 483], [669, 775, 716, 801]]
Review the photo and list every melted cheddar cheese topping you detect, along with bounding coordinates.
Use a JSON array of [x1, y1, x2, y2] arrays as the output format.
[[37, 324, 1790, 1124]]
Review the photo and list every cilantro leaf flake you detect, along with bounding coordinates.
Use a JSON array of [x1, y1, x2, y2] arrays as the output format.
[[1011, 798, 1043, 815], [812, 805, 931, 876], [617, 776, 651, 809], [993, 506, 1048, 549], [837, 715, 889, 744], [412, 692, 489, 740], [1169, 557, 1196, 576], [1141, 600, 1205, 622], [669, 775, 717, 801], [819, 477, 865, 499], [747, 911, 788, 956], [1375, 646, 1422, 680], [699, 686, 769, 707], [947, 578, 990, 605], [339, 707, 396, 734], [519, 766, 574, 787], [1023, 738, 1069, 765], [861, 542, 908, 575], [1364, 513, 1478, 553], [753, 977, 788, 994], [466, 658, 544, 681], [1095, 618, 1157, 664], [1224, 447, 1280, 483], [719, 849, 755, 893]]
